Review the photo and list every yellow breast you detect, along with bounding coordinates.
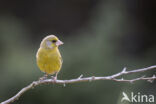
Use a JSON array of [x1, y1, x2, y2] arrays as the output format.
[[36, 47, 62, 75]]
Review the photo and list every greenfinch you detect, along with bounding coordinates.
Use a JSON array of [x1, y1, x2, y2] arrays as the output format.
[[36, 35, 63, 79]]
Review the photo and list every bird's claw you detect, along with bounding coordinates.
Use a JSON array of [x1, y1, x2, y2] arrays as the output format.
[[51, 76, 57, 83], [39, 74, 48, 81]]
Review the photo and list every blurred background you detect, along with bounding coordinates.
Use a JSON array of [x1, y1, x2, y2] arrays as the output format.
[[0, 0, 156, 104]]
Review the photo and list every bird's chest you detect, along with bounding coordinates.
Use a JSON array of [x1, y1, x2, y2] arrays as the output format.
[[37, 48, 62, 74], [44, 52, 60, 64], [37, 48, 61, 64]]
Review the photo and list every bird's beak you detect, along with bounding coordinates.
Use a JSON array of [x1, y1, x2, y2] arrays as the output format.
[[56, 40, 64, 46]]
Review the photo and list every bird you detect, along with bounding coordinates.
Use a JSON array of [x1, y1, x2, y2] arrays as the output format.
[[36, 35, 63, 80]]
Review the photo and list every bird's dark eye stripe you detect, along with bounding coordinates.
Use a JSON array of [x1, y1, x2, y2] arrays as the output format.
[[52, 40, 57, 43]]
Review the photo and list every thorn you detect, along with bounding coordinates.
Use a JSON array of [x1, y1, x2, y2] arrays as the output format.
[[31, 82, 36, 89], [63, 83, 66, 87], [147, 75, 156, 83], [78, 74, 83, 79], [147, 79, 154, 83], [122, 67, 127, 73]]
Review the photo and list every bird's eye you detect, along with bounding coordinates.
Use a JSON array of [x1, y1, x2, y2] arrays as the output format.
[[52, 40, 57, 43]]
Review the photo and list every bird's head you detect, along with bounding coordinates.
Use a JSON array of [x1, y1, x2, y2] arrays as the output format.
[[40, 35, 63, 49]]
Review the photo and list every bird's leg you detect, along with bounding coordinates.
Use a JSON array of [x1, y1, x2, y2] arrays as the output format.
[[39, 73, 48, 81], [51, 72, 58, 82], [55, 72, 58, 80]]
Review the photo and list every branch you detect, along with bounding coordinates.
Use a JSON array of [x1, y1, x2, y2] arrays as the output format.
[[1, 65, 156, 104]]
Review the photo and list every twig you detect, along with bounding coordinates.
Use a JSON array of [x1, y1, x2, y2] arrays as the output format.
[[1, 65, 156, 104]]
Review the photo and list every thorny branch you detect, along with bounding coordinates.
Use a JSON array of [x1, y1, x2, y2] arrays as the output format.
[[1, 65, 156, 104]]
